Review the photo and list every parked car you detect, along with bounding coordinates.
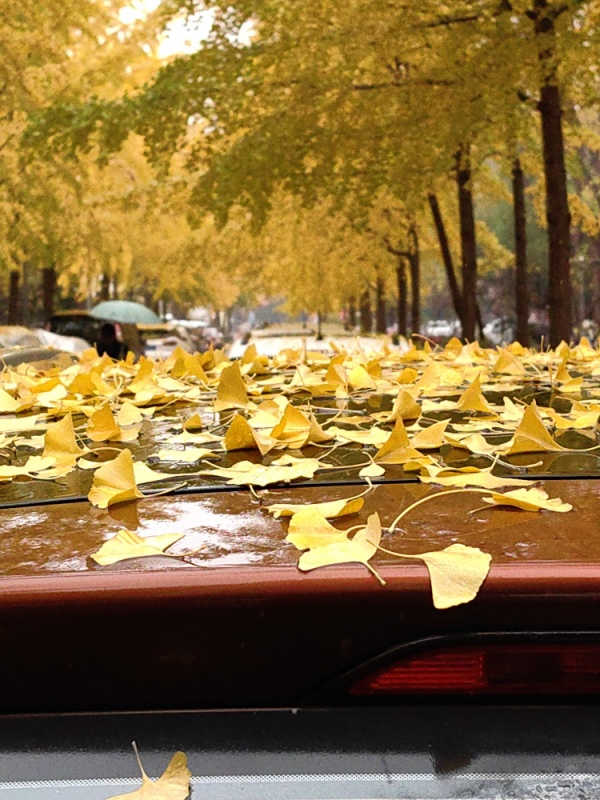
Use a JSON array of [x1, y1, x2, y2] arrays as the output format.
[[1, 341, 600, 797]]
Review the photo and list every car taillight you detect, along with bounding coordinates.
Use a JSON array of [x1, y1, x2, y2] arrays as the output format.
[[350, 643, 600, 696]]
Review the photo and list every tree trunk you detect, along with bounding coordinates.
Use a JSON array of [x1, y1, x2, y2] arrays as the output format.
[[512, 157, 530, 346], [42, 266, 57, 322], [395, 258, 408, 337], [427, 192, 465, 331], [347, 296, 357, 329], [539, 82, 572, 346], [100, 273, 110, 302], [8, 270, 19, 325], [533, 0, 572, 345], [456, 145, 478, 341], [408, 222, 420, 335], [359, 288, 372, 334], [376, 273, 386, 334]]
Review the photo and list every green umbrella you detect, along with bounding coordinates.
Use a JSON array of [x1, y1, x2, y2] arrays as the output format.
[[90, 301, 161, 325]]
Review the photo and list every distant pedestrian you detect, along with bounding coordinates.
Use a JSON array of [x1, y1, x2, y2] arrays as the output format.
[[96, 322, 125, 359]]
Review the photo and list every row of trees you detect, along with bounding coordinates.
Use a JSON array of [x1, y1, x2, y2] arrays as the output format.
[[3, 1, 600, 345]]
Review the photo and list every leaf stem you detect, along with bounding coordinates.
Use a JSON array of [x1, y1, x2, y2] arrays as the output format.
[[388, 487, 492, 533]]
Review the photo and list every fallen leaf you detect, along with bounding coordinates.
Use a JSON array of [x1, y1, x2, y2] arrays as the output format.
[[482, 487, 573, 512], [455, 373, 496, 414], [87, 405, 122, 442], [200, 458, 321, 486], [286, 508, 350, 549], [359, 463, 386, 478], [266, 490, 367, 520], [501, 401, 566, 455], [214, 361, 251, 411], [106, 746, 191, 800], [42, 413, 88, 468], [297, 512, 385, 583], [88, 449, 144, 508], [90, 529, 185, 565], [396, 544, 491, 609]]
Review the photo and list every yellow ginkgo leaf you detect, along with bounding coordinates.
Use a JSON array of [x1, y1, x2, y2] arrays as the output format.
[[270, 404, 312, 448], [0, 386, 25, 413], [90, 529, 185, 566], [133, 462, 178, 485], [106, 746, 191, 800], [0, 455, 57, 479], [200, 458, 321, 486], [42, 413, 88, 468], [374, 417, 410, 460], [214, 361, 250, 411], [298, 512, 385, 584], [482, 487, 573, 512], [267, 491, 366, 520], [418, 468, 529, 490], [87, 405, 121, 442], [397, 544, 491, 609], [359, 463, 386, 478], [381, 388, 421, 422], [117, 401, 145, 427], [155, 448, 217, 463], [88, 449, 144, 508], [348, 364, 375, 390], [455, 373, 496, 414], [183, 413, 203, 431], [224, 413, 276, 456], [409, 419, 449, 450], [286, 508, 350, 549], [501, 401, 566, 454]]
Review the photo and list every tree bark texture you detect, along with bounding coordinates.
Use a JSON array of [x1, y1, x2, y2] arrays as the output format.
[[408, 222, 420, 335], [347, 296, 357, 329], [533, 0, 572, 345], [359, 288, 372, 333], [375, 273, 387, 334], [42, 266, 57, 322], [396, 258, 408, 337], [100, 273, 110, 302], [456, 146, 478, 341], [512, 158, 530, 346], [427, 193, 465, 332], [8, 270, 19, 325]]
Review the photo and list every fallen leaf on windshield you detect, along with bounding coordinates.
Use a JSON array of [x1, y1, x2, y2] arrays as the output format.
[[502, 401, 566, 454], [410, 419, 449, 450], [298, 512, 385, 584], [106, 745, 191, 799], [200, 458, 321, 486], [455, 373, 495, 414], [418, 467, 530, 490], [359, 463, 385, 478], [214, 361, 251, 411], [42, 413, 88, 468], [88, 449, 143, 508], [0, 455, 57, 479], [87, 405, 121, 442], [482, 487, 573, 512], [381, 389, 421, 422], [183, 413, 203, 431], [224, 413, 276, 456], [91, 529, 184, 566], [117, 401, 145, 427]]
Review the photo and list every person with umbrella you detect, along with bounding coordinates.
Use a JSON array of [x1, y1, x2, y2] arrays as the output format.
[[95, 322, 126, 360]]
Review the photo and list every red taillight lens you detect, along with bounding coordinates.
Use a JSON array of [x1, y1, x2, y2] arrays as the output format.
[[351, 643, 600, 696]]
